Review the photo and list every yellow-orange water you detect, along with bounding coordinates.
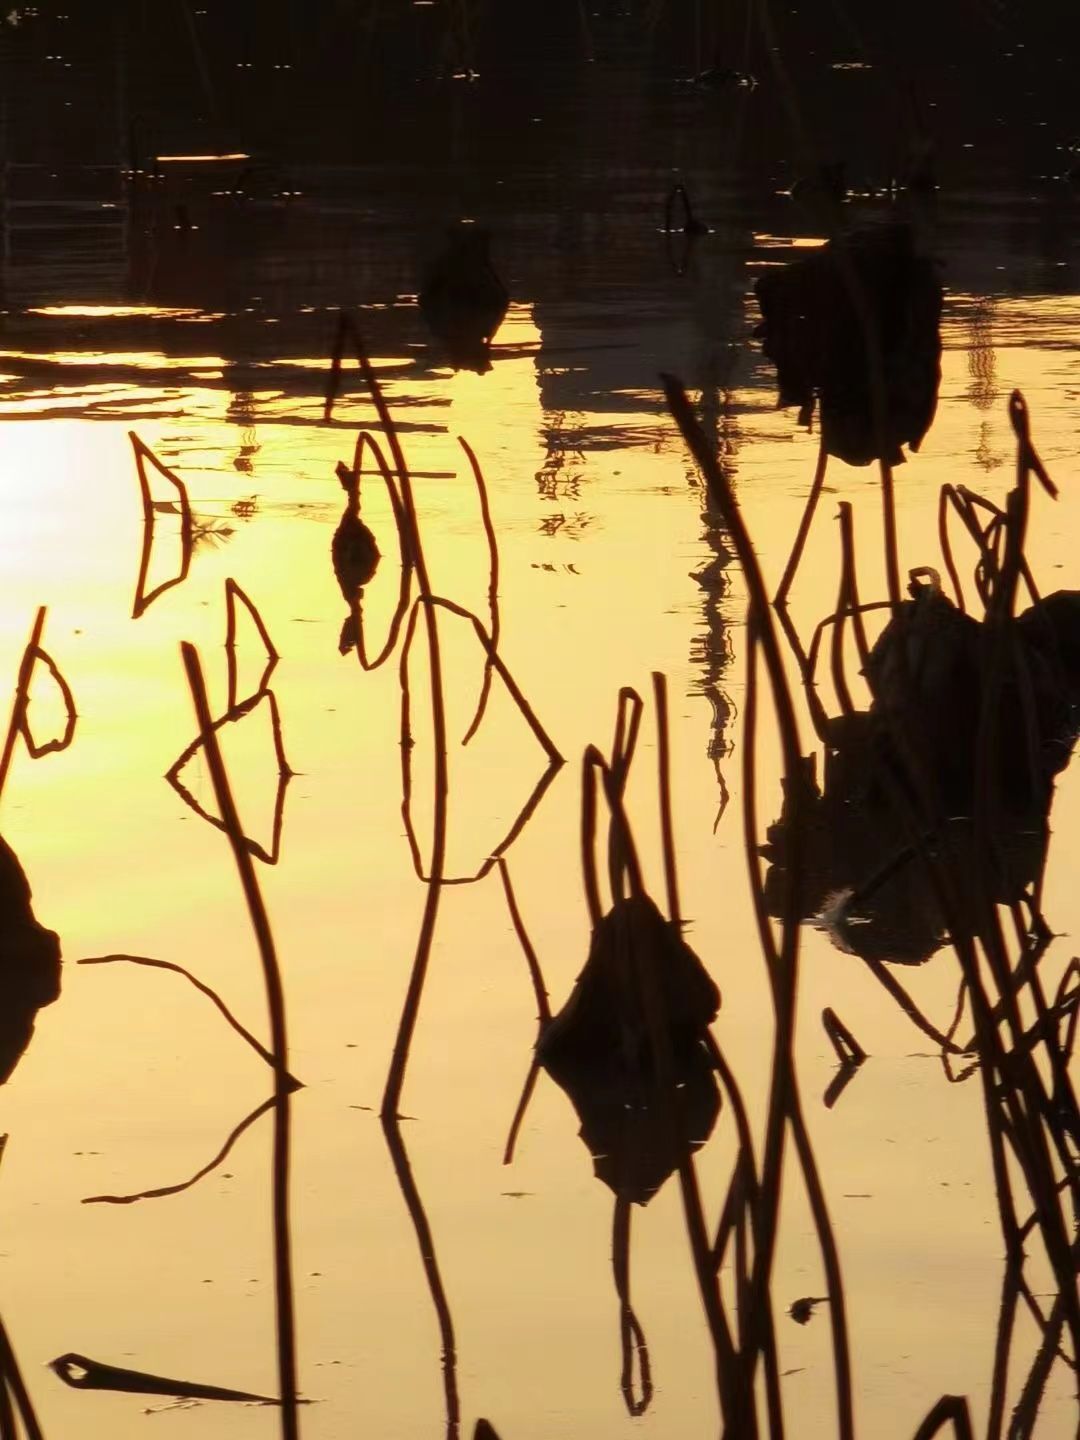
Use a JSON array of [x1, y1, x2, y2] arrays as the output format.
[[0, 281, 1076, 1440]]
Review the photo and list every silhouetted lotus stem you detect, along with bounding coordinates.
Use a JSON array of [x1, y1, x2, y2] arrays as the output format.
[[663, 182, 708, 236], [77, 953, 297, 1079], [179, 643, 300, 1438], [130, 432, 193, 618], [0, 1312, 42, 1440], [224, 577, 279, 705], [910, 1393, 974, 1440], [166, 686, 292, 865], [613, 1196, 653, 1414], [398, 595, 563, 885], [81, 1094, 283, 1206], [0, 609, 77, 801], [458, 435, 501, 743]]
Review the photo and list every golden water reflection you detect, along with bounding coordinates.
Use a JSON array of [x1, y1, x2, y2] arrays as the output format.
[[0, 285, 1075, 1439]]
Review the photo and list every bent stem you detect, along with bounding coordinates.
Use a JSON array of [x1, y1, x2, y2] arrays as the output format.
[[458, 436, 501, 744], [0, 609, 46, 805], [77, 954, 287, 1074], [131, 432, 193, 618], [225, 578, 279, 705], [775, 437, 828, 607], [339, 430, 413, 672], [82, 1094, 280, 1206], [613, 1197, 653, 1416]]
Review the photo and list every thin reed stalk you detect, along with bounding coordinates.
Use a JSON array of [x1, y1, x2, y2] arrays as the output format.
[[829, 526, 856, 716], [0, 609, 46, 804], [0, 1314, 40, 1440], [652, 672, 682, 926], [83, 1095, 280, 1206], [0, 1333, 19, 1440], [425, 599, 561, 762], [1007, 1285, 1071, 1439], [612, 1198, 652, 1415], [775, 438, 828, 607], [986, 1263, 1021, 1440], [938, 485, 966, 610], [497, 860, 550, 1025], [398, 597, 562, 884], [774, 602, 832, 742], [180, 642, 299, 1439], [607, 688, 645, 903], [458, 437, 501, 744], [225, 578, 279, 705], [822, 1009, 865, 1065], [166, 687, 292, 864], [496, 860, 548, 1163], [339, 430, 413, 672], [911, 1394, 975, 1440], [131, 432, 193, 618], [965, 433, 1080, 1341], [77, 954, 287, 1074], [667, 373, 855, 1440], [805, 601, 892, 687], [16, 644, 76, 759], [325, 321, 449, 1122], [837, 503, 872, 672], [501, 1059, 540, 1167], [590, 747, 744, 1424], [381, 1117, 460, 1440]]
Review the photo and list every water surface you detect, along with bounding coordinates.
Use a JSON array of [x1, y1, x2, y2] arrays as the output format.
[[0, 7, 1077, 1438]]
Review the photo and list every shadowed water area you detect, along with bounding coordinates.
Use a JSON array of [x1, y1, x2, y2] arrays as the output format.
[[0, 4, 1077, 1438]]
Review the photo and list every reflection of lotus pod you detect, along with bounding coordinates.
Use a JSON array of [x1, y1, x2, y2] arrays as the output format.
[[760, 755, 1034, 968], [0, 837, 60, 1084], [761, 587, 1080, 964], [419, 226, 509, 375], [754, 224, 942, 466], [332, 467, 381, 655], [332, 518, 380, 598], [538, 895, 721, 1202], [559, 1039, 720, 1204], [332, 470, 381, 603]]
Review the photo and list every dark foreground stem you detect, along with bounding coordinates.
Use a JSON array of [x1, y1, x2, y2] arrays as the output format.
[[382, 1117, 460, 1440], [181, 643, 299, 1440]]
